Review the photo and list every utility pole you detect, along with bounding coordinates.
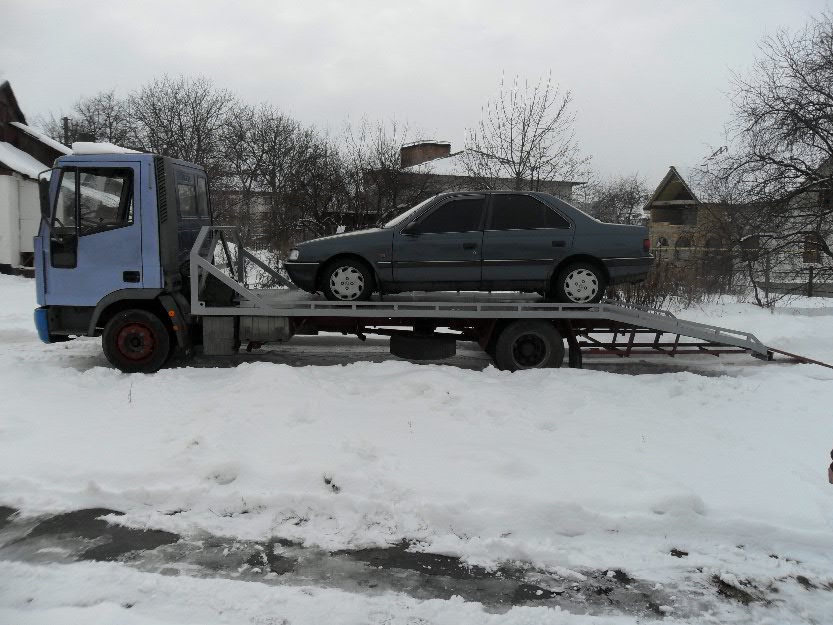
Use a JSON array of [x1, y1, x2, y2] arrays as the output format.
[[61, 117, 70, 146]]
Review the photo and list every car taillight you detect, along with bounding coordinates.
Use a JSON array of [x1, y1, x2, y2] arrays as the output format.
[[643, 238, 651, 253]]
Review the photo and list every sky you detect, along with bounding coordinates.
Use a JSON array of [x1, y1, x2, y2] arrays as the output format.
[[1, 0, 830, 189]]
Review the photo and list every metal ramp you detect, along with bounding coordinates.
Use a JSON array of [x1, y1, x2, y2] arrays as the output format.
[[189, 226, 833, 369]]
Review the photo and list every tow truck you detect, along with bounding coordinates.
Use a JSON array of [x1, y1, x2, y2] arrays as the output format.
[[31, 149, 824, 373]]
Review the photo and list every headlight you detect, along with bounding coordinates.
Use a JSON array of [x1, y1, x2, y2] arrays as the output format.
[[287, 249, 300, 261]]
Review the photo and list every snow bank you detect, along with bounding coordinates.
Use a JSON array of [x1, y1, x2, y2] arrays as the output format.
[[0, 274, 832, 621]]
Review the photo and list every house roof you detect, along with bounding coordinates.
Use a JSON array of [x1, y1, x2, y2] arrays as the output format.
[[644, 165, 699, 211], [10, 122, 71, 155], [0, 142, 50, 179], [0, 81, 26, 124]]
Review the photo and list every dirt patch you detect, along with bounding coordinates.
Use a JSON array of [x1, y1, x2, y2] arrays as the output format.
[[712, 575, 763, 605], [27, 508, 179, 561], [341, 541, 493, 580]]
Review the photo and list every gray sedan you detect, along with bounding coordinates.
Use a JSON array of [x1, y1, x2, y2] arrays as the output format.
[[284, 191, 653, 303]]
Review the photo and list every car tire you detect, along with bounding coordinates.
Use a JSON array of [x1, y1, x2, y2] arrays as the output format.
[[553, 262, 606, 304], [102, 309, 171, 373], [321, 258, 374, 301], [493, 320, 564, 371]]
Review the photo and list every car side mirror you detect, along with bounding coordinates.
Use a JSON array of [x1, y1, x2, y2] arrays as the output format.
[[401, 221, 419, 235]]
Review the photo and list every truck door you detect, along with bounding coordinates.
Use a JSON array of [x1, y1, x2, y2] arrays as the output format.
[[42, 162, 144, 306]]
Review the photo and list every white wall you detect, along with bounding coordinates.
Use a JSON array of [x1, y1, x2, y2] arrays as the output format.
[[0, 173, 40, 267]]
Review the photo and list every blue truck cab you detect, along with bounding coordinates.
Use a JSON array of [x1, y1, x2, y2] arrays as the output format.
[[34, 150, 212, 371]]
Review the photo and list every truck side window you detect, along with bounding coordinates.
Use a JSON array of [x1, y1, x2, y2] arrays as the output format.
[[196, 176, 209, 218], [78, 169, 134, 235], [176, 170, 199, 218], [54, 170, 78, 229]]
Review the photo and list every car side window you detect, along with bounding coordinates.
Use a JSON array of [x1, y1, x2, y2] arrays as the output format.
[[490, 194, 570, 230], [410, 198, 484, 234]]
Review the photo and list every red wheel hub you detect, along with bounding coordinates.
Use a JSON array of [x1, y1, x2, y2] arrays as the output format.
[[116, 322, 155, 361]]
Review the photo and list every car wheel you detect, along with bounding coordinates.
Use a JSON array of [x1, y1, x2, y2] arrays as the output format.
[[493, 320, 564, 371], [102, 309, 171, 373], [554, 262, 606, 304], [321, 258, 374, 301]]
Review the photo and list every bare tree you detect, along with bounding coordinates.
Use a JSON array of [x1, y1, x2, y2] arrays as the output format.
[[699, 12, 833, 302], [463, 74, 589, 190], [342, 118, 432, 225], [128, 75, 236, 179], [38, 90, 132, 145], [585, 174, 649, 224]]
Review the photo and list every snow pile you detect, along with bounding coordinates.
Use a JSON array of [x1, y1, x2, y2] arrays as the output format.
[[0, 274, 832, 622]]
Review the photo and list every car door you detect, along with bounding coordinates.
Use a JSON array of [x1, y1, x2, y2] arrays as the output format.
[[42, 162, 144, 307], [392, 195, 486, 290], [481, 193, 574, 290]]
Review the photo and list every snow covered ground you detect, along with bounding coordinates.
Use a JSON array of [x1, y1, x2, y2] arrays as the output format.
[[1, 273, 832, 624]]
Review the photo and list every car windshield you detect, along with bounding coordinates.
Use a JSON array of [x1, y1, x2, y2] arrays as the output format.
[[383, 196, 436, 228]]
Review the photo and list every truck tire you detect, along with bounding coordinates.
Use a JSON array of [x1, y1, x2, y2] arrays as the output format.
[[321, 258, 374, 301], [553, 262, 606, 304], [102, 309, 171, 373], [390, 333, 456, 361], [493, 320, 564, 371]]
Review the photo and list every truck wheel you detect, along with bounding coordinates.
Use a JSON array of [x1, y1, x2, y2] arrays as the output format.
[[553, 262, 606, 304], [102, 309, 171, 373], [493, 320, 564, 371], [321, 258, 374, 301]]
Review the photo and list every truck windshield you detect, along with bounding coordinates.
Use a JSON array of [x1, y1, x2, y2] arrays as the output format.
[[383, 196, 435, 228]]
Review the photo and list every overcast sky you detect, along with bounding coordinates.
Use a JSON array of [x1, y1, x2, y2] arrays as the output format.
[[1, 0, 830, 187]]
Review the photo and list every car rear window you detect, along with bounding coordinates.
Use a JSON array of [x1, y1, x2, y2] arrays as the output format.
[[490, 194, 570, 230]]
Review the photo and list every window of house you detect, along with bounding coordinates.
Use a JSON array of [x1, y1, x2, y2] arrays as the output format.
[[490, 194, 570, 230], [740, 235, 760, 261], [176, 170, 199, 218], [704, 235, 722, 249], [674, 236, 692, 260], [411, 197, 484, 233], [803, 233, 823, 264]]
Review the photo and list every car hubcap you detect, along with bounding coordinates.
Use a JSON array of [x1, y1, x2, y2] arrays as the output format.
[[329, 266, 365, 301], [512, 333, 549, 368], [116, 323, 155, 361], [563, 268, 599, 303]]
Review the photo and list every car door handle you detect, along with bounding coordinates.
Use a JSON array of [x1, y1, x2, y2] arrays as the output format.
[[552, 240, 566, 247], [462, 243, 478, 250], [123, 271, 141, 283]]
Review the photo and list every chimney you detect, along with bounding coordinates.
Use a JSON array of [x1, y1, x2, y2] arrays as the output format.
[[400, 140, 451, 168]]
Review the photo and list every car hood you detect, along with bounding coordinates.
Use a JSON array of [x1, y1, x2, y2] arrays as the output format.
[[297, 228, 385, 247]]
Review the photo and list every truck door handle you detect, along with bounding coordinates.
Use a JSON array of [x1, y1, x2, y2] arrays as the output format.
[[462, 243, 478, 250], [552, 240, 566, 247], [123, 271, 141, 283]]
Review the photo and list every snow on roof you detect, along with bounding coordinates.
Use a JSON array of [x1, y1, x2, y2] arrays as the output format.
[[9, 122, 71, 155], [71, 142, 141, 155], [0, 142, 51, 179], [404, 150, 470, 176]]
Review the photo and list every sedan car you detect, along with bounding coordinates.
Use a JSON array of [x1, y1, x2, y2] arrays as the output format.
[[284, 191, 653, 303]]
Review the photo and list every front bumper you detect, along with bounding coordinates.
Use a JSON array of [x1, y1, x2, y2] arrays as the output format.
[[283, 261, 320, 292], [602, 256, 654, 284], [34, 307, 51, 343]]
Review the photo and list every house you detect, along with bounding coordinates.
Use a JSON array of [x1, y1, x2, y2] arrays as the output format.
[[400, 140, 583, 201], [0, 81, 71, 274]]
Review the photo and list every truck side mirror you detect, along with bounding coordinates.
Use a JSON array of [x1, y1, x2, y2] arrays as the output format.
[[38, 177, 51, 222]]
